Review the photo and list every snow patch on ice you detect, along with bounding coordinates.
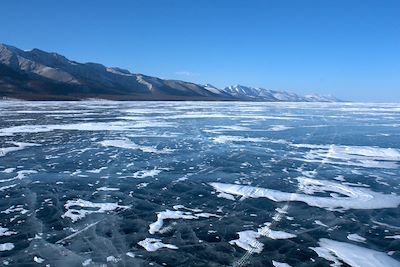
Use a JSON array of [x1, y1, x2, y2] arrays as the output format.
[[0, 121, 177, 136], [0, 226, 16, 236], [211, 135, 267, 144], [1, 168, 15, 173], [311, 238, 400, 267], [149, 207, 219, 234], [126, 252, 135, 258], [87, 167, 107, 173], [385, 235, 400, 239], [229, 224, 296, 253], [209, 178, 400, 210], [100, 139, 174, 154], [138, 238, 178, 252], [0, 170, 37, 183], [314, 220, 328, 227], [62, 199, 130, 222], [217, 192, 235, 200], [211, 135, 287, 144], [347, 233, 366, 243], [272, 261, 293, 267], [268, 125, 293, 131], [106, 256, 119, 263], [132, 168, 162, 179], [203, 125, 251, 133], [33, 256, 44, 263], [82, 259, 92, 266], [0, 142, 40, 156], [96, 187, 119, 191], [291, 144, 400, 169], [229, 230, 264, 253], [0, 243, 14, 251], [0, 184, 17, 191]]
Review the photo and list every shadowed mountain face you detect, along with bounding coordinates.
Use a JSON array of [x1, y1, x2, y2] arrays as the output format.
[[0, 43, 340, 101]]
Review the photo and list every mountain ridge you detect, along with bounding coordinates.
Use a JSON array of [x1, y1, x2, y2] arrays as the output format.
[[0, 43, 340, 102]]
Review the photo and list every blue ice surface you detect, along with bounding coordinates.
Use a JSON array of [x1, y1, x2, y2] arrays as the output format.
[[0, 101, 399, 266]]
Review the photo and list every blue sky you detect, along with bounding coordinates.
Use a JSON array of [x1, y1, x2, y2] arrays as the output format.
[[1, 0, 399, 101]]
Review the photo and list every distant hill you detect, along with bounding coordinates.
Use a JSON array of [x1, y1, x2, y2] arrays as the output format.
[[0, 43, 340, 102]]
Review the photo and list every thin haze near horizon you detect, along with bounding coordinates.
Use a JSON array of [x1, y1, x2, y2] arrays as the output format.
[[1, 0, 399, 102]]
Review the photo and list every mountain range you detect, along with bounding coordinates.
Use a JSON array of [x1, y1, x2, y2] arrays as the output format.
[[0, 43, 340, 101]]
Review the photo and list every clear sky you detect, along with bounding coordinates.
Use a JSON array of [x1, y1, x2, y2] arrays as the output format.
[[1, 0, 399, 101]]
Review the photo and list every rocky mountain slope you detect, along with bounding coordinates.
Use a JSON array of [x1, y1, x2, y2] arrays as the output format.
[[0, 43, 340, 101]]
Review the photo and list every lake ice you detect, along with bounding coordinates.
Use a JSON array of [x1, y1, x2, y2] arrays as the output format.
[[0, 101, 399, 266]]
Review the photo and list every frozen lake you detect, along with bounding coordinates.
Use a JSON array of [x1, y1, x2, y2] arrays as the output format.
[[0, 101, 399, 266]]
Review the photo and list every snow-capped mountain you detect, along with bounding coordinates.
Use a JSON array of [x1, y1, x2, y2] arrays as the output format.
[[303, 93, 340, 102], [0, 43, 340, 101], [222, 85, 339, 102]]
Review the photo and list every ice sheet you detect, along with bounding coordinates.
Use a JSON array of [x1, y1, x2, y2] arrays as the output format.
[[1, 101, 400, 266]]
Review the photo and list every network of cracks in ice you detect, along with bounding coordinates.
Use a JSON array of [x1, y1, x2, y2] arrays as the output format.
[[0, 101, 399, 267]]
